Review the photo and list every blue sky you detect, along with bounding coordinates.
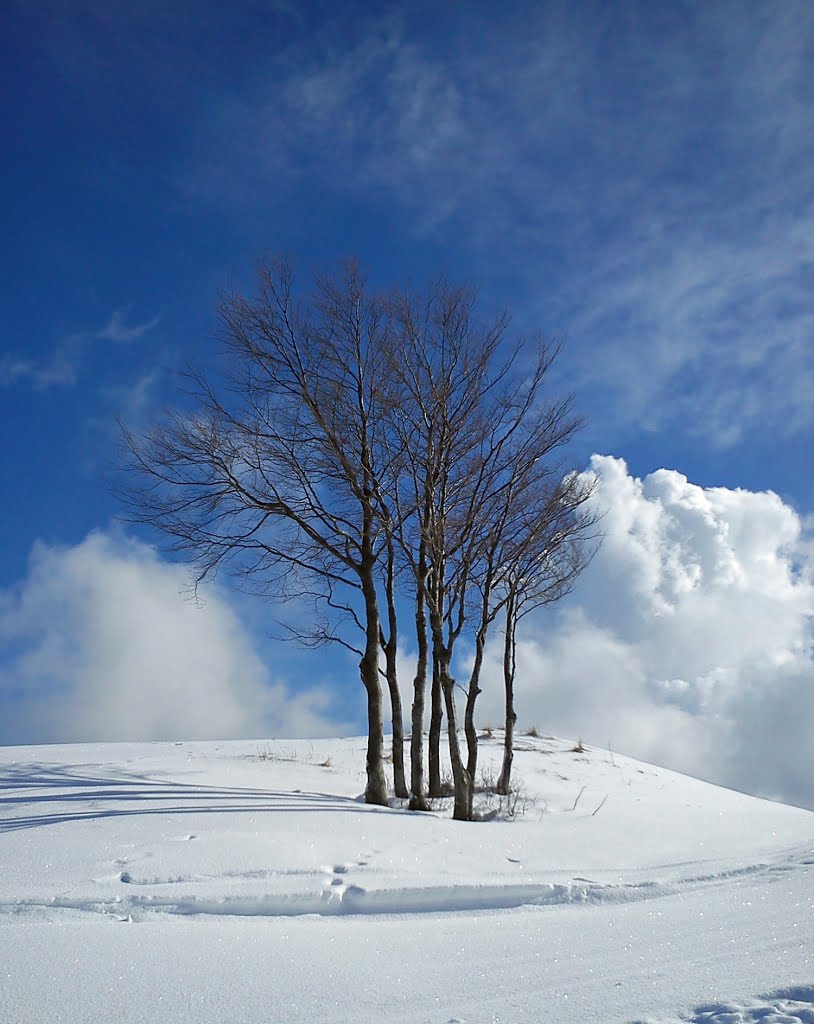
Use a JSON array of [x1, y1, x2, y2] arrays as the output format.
[[2, 1, 813, 803]]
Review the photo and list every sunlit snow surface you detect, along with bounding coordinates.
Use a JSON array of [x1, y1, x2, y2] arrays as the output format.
[[1, 734, 811, 1023]]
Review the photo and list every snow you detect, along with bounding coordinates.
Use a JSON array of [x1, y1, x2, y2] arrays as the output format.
[[0, 734, 811, 1023]]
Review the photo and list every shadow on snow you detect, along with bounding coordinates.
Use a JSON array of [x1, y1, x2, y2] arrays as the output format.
[[0, 760, 398, 833]]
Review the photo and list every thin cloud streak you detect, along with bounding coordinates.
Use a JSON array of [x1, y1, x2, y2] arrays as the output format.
[[96, 310, 160, 344], [1, 310, 159, 391]]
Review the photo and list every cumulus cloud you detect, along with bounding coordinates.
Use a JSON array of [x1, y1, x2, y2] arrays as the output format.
[[473, 456, 814, 809], [3, 464, 812, 810], [0, 531, 345, 745]]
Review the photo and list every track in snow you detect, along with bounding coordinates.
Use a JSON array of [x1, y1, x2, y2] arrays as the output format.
[[5, 845, 811, 922]]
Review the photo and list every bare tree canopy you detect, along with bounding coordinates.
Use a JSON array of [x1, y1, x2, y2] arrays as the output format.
[[118, 258, 598, 820], [382, 279, 597, 818], [120, 258, 395, 806]]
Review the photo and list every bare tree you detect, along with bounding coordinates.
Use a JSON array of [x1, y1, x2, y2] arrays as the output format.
[[453, 353, 590, 792], [494, 474, 598, 795], [118, 257, 594, 821], [385, 279, 507, 818], [385, 280, 591, 820], [119, 258, 397, 806]]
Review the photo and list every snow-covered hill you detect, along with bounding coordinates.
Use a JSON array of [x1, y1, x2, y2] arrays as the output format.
[[1, 734, 811, 1023]]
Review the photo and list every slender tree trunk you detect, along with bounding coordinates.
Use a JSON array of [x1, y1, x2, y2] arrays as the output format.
[[440, 655, 472, 821], [383, 539, 408, 798], [497, 592, 517, 796], [429, 599, 472, 820], [464, 626, 487, 783], [384, 651, 408, 799], [409, 663, 429, 810], [360, 558, 388, 806], [409, 544, 430, 810], [464, 580, 495, 784], [428, 646, 444, 797]]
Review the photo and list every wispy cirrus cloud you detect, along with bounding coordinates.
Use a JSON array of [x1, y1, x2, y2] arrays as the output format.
[[96, 310, 160, 344], [187, 2, 814, 449], [570, 200, 814, 448], [0, 342, 82, 390], [189, 19, 471, 231], [1, 309, 159, 391]]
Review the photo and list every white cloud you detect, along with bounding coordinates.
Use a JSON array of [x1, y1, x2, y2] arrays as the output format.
[[0, 531, 345, 745], [96, 310, 160, 344], [191, 20, 471, 233], [472, 456, 814, 809], [2, 310, 158, 391], [0, 340, 82, 390], [570, 204, 814, 448]]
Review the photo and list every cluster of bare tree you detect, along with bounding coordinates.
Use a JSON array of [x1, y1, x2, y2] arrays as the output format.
[[120, 258, 596, 821]]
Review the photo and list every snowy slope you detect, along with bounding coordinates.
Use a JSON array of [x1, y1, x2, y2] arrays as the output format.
[[0, 734, 811, 1023]]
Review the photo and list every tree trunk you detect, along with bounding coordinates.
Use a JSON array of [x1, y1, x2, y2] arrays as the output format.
[[428, 592, 472, 820], [360, 563, 388, 806], [464, 579, 494, 784], [409, 549, 430, 810], [440, 655, 472, 821], [496, 593, 517, 796], [383, 540, 408, 799], [385, 652, 408, 799], [428, 647, 444, 797], [464, 626, 487, 784]]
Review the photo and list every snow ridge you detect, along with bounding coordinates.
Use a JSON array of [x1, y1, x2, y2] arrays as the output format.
[[4, 843, 811, 923]]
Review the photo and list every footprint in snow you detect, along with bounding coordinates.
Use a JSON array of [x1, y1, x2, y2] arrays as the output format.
[[323, 858, 369, 878], [631, 989, 814, 1024]]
